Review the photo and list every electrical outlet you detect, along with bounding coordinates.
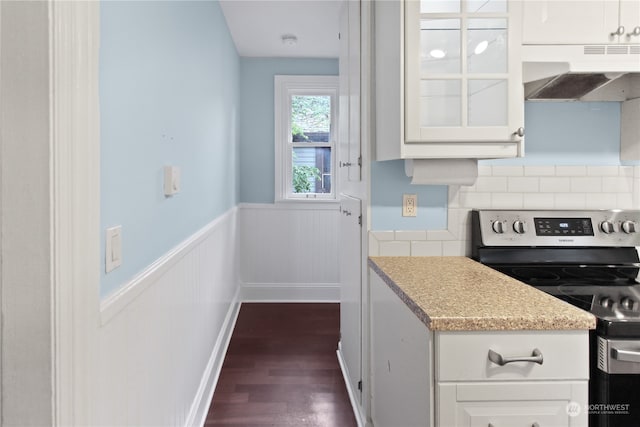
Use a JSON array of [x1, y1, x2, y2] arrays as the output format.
[[402, 194, 417, 217]]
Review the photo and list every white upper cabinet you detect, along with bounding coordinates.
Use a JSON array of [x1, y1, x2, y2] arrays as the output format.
[[375, 0, 525, 160], [523, 0, 640, 45]]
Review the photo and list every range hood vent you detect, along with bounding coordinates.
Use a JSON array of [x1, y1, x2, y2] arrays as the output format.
[[522, 44, 640, 101], [526, 73, 624, 100]]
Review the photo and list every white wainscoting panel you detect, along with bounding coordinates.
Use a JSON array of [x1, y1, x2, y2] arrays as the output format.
[[95, 207, 240, 427], [239, 203, 341, 302]]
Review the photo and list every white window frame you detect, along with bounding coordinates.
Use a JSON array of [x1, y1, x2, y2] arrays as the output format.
[[274, 75, 339, 202]]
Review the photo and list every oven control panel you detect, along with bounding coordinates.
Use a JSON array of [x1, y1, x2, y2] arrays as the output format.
[[473, 209, 640, 247]]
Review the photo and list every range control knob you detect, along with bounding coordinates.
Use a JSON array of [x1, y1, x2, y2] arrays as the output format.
[[621, 297, 636, 311], [513, 220, 528, 234], [492, 221, 505, 234], [622, 220, 638, 234], [600, 297, 615, 310], [600, 220, 616, 234]]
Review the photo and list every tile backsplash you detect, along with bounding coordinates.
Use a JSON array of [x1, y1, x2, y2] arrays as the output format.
[[369, 165, 640, 257]]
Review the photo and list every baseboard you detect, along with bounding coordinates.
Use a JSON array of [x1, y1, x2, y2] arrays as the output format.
[[337, 343, 366, 427], [188, 286, 242, 427], [240, 282, 340, 302]]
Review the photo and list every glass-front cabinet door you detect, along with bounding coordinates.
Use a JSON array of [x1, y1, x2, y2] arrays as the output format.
[[404, 0, 524, 148]]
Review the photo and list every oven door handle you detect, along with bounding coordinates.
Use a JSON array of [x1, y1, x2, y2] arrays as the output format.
[[611, 347, 640, 363], [488, 348, 544, 366]]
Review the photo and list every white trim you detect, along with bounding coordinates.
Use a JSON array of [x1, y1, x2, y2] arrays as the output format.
[[188, 288, 241, 427], [100, 207, 238, 325], [274, 75, 339, 202], [238, 201, 339, 211], [50, 2, 101, 425], [337, 344, 365, 427], [240, 282, 340, 302]]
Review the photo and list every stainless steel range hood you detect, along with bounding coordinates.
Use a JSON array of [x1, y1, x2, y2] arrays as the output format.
[[522, 44, 640, 101]]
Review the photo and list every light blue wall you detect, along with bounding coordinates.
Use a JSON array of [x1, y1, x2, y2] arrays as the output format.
[[484, 101, 622, 166], [371, 161, 448, 230], [371, 101, 625, 230], [239, 58, 339, 203], [100, 0, 240, 297]]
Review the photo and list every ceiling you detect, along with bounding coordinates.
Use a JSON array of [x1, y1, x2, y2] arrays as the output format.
[[219, 0, 342, 58]]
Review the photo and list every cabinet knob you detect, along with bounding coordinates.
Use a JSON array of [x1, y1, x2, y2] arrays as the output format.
[[628, 26, 640, 37], [513, 127, 525, 138], [611, 25, 625, 36]]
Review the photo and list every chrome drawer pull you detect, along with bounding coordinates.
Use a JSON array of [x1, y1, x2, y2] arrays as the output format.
[[611, 348, 640, 363], [488, 348, 543, 366]]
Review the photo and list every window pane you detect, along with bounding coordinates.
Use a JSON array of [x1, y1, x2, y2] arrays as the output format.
[[420, 19, 461, 75], [468, 79, 507, 126], [467, 19, 507, 74], [291, 95, 331, 143], [420, 80, 461, 127], [421, 0, 460, 14], [292, 147, 332, 194]]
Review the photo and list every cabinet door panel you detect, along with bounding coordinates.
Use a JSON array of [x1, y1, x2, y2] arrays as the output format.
[[340, 195, 362, 404], [438, 382, 588, 427], [621, 0, 640, 41], [522, 1, 619, 44]]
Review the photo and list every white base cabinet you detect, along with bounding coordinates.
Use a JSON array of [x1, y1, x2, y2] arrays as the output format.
[[370, 271, 433, 427], [369, 268, 590, 427]]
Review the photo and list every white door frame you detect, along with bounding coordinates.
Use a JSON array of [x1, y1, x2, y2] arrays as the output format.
[[1, 1, 100, 424], [49, 2, 100, 424]]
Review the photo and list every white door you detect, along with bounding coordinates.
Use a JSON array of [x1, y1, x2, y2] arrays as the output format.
[[339, 194, 362, 403]]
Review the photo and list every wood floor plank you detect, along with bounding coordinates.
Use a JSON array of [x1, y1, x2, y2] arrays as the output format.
[[206, 303, 357, 426]]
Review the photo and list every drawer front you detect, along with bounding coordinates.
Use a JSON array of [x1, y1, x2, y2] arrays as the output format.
[[436, 330, 589, 382]]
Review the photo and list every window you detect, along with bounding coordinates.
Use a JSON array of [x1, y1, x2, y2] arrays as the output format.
[[275, 75, 338, 201]]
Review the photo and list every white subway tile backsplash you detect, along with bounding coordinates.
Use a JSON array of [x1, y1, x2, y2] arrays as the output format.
[[571, 177, 602, 193], [395, 230, 427, 241], [411, 241, 443, 256], [379, 241, 411, 256], [371, 231, 396, 241], [478, 165, 493, 176], [475, 177, 508, 192], [524, 166, 556, 176], [587, 166, 622, 176], [554, 193, 586, 209], [371, 164, 637, 259], [585, 193, 618, 209], [426, 230, 457, 241], [602, 177, 632, 193], [491, 193, 523, 208], [617, 193, 634, 209], [540, 177, 571, 193], [459, 192, 492, 209], [508, 177, 539, 193], [555, 166, 587, 176], [491, 166, 524, 177], [442, 240, 467, 256], [523, 193, 555, 209]]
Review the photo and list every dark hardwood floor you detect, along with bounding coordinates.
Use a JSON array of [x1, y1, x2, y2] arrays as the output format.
[[205, 303, 358, 426]]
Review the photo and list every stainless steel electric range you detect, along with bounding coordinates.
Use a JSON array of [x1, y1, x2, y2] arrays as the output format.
[[471, 209, 640, 427]]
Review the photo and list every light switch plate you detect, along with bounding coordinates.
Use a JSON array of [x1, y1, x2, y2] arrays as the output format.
[[105, 225, 122, 273], [164, 165, 181, 196]]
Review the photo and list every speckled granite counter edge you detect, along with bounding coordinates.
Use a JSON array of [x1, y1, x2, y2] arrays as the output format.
[[368, 257, 596, 332], [368, 258, 433, 329]]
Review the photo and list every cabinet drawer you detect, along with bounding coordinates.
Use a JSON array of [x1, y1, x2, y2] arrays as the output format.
[[436, 330, 589, 382]]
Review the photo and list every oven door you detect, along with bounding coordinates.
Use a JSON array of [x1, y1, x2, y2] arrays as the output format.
[[594, 337, 640, 427]]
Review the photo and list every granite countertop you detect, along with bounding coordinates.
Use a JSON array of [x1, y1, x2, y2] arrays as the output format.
[[369, 256, 596, 331]]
